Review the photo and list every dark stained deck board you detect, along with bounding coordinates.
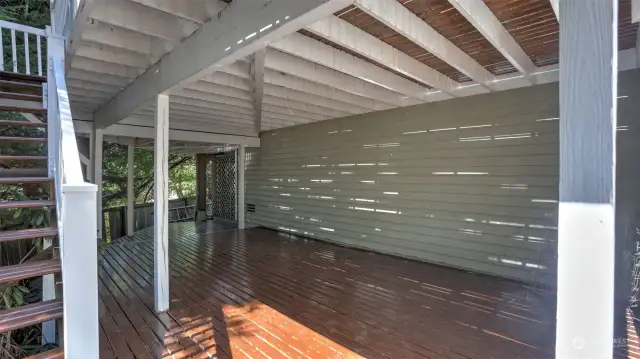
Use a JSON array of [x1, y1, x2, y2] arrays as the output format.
[[99, 222, 556, 358]]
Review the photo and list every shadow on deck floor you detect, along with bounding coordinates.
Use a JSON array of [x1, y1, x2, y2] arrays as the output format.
[[98, 221, 556, 359]]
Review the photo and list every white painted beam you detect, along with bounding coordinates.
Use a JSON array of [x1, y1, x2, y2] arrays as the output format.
[[94, 0, 353, 129], [251, 49, 266, 132], [633, 0, 640, 23], [74, 120, 261, 146], [185, 81, 253, 101], [91, 0, 199, 41], [75, 42, 151, 69], [264, 83, 368, 114], [64, 0, 98, 73], [154, 94, 170, 313], [556, 0, 616, 358], [72, 56, 142, 79], [203, 72, 253, 92], [271, 32, 429, 102], [127, 145, 135, 236], [263, 68, 393, 111], [446, 0, 536, 76], [127, 0, 227, 24], [306, 16, 459, 95], [67, 68, 131, 88], [355, 0, 496, 89], [80, 22, 166, 61], [265, 49, 403, 107]]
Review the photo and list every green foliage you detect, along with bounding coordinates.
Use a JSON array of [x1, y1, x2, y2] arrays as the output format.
[[1, 0, 49, 75], [101, 143, 196, 208]]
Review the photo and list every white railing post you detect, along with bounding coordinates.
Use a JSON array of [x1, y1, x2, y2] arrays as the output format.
[[60, 183, 99, 359]]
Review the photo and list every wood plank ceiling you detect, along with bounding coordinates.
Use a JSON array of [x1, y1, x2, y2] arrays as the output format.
[[65, 0, 638, 138]]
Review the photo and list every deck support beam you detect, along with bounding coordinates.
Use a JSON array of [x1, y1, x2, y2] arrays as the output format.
[[237, 145, 246, 230], [127, 145, 135, 236], [92, 127, 104, 239], [154, 94, 170, 313], [556, 1, 617, 358], [94, 0, 353, 128]]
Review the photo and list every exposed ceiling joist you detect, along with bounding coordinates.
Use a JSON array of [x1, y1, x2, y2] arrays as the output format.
[[127, 0, 227, 24], [271, 32, 429, 102], [251, 49, 266, 132], [446, 0, 536, 77], [67, 68, 131, 88], [94, 0, 353, 129], [355, 0, 496, 90], [72, 56, 142, 78], [80, 21, 167, 61], [306, 16, 459, 96], [263, 69, 393, 111], [265, 48, 407, 107], [263, 95, 350, 118], [203, 72, 253, 92], [264, 84, 367, 114], [185, 81, 253, 102], [75, 42, 151, 69], [91, 0, 199, 41]]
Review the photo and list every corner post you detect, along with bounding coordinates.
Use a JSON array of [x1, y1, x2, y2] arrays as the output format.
[[61, 183, 99, 359], [92, 127, 103, 239], [154, 94, 170, 312], [556, 0, 617, 357], [127, 144, 135, 236]]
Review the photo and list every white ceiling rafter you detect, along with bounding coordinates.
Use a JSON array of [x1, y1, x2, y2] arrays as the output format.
[[91, 0, 200, 41], [306, 16, 459, 96], [446, 0, 536, 79], [550, 0, 559, 20], [95, 0, 353, 128], [263, 69, 393, 111], [270, 32, 430, 103], [126, 0, 227, 24], [264, 83, 366, 114], [355, 0, 496, 90], [265, 48, 408, 107]]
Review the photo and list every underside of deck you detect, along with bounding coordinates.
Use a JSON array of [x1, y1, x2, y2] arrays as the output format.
[[98, 222, 556, 359]]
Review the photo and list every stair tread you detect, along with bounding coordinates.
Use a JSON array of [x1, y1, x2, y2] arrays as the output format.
[[25, 348, 64, 359], [0, 168, 48, 177], [0, 71, 46, 84], [0, 91, 41, 101], [0, 120, 45, 127], [0, 136, 46, 142], [0, 176, 50, 184], [0, 104, 46, 114], [0, 200, 55, 209], [0, 155, 48, 160], [0, 79, 42, 95], [0, 227, 57, 242], [0, 260, 60, 283], [0, 300, 63, 333]]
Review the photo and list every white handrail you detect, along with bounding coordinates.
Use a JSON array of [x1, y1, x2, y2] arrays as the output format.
[[46, 27, 99, 359], [0, 20, 46, 75]]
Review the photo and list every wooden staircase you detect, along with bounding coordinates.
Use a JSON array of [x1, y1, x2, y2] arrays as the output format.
[[0, 70, 64, 358]]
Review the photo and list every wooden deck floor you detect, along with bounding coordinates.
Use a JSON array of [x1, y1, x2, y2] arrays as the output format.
[[98, 222, 556, 359]]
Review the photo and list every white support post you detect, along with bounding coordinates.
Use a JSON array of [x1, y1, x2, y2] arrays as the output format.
[[61, 183, 99, 359], [93, 128, 103, 239], [556, 1, 617, 358], [154, 94, 170, 313], [237, 145, 246, 230], [88, 129, 95, 183], [127, 145, 135, 236]]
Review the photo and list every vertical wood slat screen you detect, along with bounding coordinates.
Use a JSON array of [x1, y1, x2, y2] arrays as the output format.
[[247, 84, 561, 284]]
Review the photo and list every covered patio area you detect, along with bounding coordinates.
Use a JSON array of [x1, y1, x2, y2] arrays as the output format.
[[98, 221, 555, 359]]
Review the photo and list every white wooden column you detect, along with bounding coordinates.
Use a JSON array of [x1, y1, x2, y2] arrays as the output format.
[[127, 145, 135, 236], [556, 1, 617, 358], [93, 128, 103, 239], [154, 94, 170, 313], [237, 145, 246, 229], [88, 129, 94, 183]]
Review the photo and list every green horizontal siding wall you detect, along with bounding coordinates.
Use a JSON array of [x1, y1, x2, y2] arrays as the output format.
[[246, 72, 640, 284]]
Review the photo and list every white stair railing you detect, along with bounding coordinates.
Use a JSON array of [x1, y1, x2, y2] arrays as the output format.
[[0, 20, 46, 76], [46, 27, 99, 359]]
